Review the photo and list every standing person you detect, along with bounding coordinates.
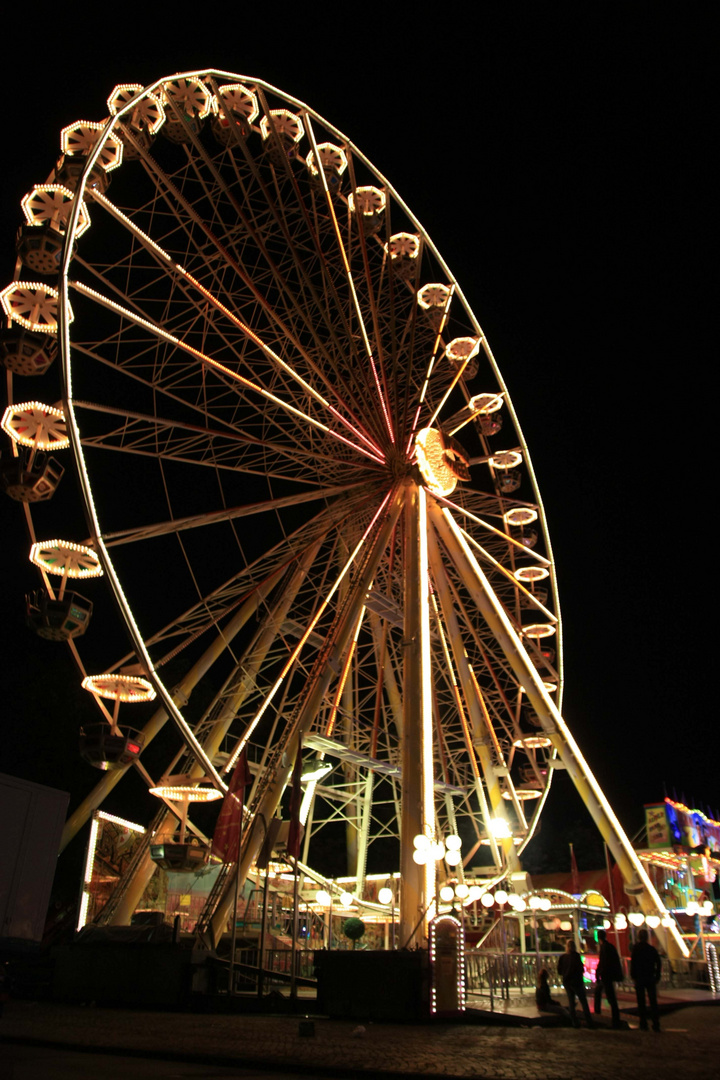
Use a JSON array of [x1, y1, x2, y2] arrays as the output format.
[[557, 940, 595, 1028], [595, 928, 624, 1028], [630, 928, 662, 1031]]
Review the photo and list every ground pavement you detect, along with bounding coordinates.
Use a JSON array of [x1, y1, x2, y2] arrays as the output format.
[[4, 1000, 720, 1080]]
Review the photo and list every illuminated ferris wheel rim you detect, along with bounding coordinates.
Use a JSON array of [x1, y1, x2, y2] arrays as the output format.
[[55, 65, 562, 671]]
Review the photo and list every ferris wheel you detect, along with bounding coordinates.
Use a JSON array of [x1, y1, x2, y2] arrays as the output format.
[[1, 70, 682, 953]]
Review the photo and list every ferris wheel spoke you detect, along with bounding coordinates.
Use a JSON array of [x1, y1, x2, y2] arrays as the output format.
[[100, 482, 366, 547], [119, 127, 384, 450], [222, 485, 399, 773], [303, 115, 395, 447], [176, 122, 387, 444], [142, 484, 388, 659], [87, 191, 385, 459], [76, 398, 365, 486], [70, 279, 386, 466]]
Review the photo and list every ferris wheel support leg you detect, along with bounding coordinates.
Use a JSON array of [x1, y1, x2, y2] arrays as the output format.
[[398, 484, 435, 948], [426, 518, 514, 874], [207, 486, 406, 949], [59, 570, 284, 854], [430, 502, 689, 960]]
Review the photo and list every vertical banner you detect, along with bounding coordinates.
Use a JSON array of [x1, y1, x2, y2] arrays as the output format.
[[212, 751, 252, 862]]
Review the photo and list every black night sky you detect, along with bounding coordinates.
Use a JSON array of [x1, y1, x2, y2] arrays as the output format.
[[0, 7, 711, 885]]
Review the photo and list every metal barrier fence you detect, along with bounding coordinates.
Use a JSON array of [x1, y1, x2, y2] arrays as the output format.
[[466, 950, 717, 1002]]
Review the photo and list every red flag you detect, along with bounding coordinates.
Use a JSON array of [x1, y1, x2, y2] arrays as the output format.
[[287, 739, 304, 861], [570, 842, 580, 895], [212, 750, 252, 863]]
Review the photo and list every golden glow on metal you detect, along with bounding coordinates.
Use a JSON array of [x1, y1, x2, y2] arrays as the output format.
[[512, 734, 553, 749], [348, 186, 385, 215], [29, 539, 102, 578], [149, 783, 221, 802], [514, 566, 549, 582], [418, 486, 436, 924], [490, 450, 522, 470], [161, 77, 213, 120], [386, 232, 419, 259], [417, 283, 451, 310], [223, 490, 395, 773], [108, 84, 166, 133], [71, 278, 385, 465], [415, 428, 457, 496], [0, 282, 71, 333], [215, 83, 259, 124], [469, 392, 503, 415], [502, 787, 542, 801], [97, 811, 146, 832], [81, 673, 156, 702], [503, 507, 538, 526], [445, 337, 480, 364], [1, 402, 69, 450], [522, 623, 556, 639], [259, 109, 304, 143], [21, 185, 91, 237], [306, 143, 348, 177], [60, 121, 123, 172]]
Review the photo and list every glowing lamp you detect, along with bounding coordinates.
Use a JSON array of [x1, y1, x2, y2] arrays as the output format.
[[445, 850, 461, 866], [539, 898, 552, 911], [300, 756, 333, 782], [467, 885, 483, 902], [445, 834, 462, 851], [489, 817, 512, 839], [628, 911, 645, 926], [559, 920, 573, 931], [82, 673, 156, 703], [417, 283, 451, 310], [494, 889, 508, 905], [645, 915, 661, 928], [259, 109, 304, 143], [149, 783, 221, 802], [602, 919, 612, 929], [412, 848, 428, 865], [489, 450, 522, 470], [30, 539, 102, 579], [503, 507, 538, 527], [481, 892, 495, 908], [455, 883, 469, 899], [378, 887, 393, 905], [348, 186, 386, 216], [614, 914, 628, 930], [315, 890, 332, 906], [440, 885, 454, 902], [522, 623, 557, 639], [413, 833, 430, 850], [2, 402, 69, 450], [514, 565, 550, 582], [528, 895, 543, 910], [432, 841, 446, 860], [703, 901, 714, 915], [339, 891, 354, 907]]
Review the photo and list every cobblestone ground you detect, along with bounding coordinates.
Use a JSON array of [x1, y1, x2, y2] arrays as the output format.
[[4, 1001, 720, 1079]]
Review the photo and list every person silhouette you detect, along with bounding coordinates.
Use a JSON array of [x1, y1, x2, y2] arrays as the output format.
[[630, 928, 662, 1031], [557, 940, 595, 1028]]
